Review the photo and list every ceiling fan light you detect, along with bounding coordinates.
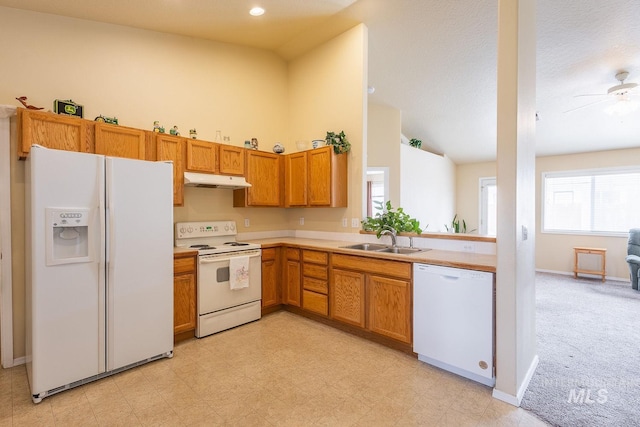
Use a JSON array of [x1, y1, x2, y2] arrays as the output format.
[[604, 98, 639, 116]]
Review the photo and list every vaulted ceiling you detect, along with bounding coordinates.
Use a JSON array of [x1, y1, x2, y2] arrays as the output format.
[[2, 0, 639, 163]]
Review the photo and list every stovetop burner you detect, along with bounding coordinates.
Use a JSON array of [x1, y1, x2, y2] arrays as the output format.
[[190, 244, 216, 250], [224, 242, 249, 246]]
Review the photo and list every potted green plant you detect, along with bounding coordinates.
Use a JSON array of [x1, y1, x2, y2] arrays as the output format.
[[444, 214, 476, 233], [325, 131, 351, 154], [408, 138, 422, 149], [362, 201, 423, 237]]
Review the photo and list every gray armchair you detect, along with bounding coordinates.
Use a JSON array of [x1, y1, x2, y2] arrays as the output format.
[[627, 229, 640, 290]]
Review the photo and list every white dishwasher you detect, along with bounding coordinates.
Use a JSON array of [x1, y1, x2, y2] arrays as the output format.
[[413, 263, 495, 386]]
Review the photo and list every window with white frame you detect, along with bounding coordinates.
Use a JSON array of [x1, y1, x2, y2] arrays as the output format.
[[542, 167, 640, 235]]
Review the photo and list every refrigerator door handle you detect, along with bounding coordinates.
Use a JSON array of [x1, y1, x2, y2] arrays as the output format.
[[106, 162, 116, 273], [105, 158, 117, 368], [97, 156, 107, 373]]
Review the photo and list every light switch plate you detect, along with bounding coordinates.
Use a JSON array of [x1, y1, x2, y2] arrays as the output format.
[[351, 218, 360, 228], [244, 218, 250, 227]]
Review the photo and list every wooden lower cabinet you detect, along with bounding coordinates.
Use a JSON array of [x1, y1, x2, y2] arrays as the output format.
[[330, 253, 413, 344], [368, 275, 412, 343], [173, 252, 197, 341], [261, 247, 281, 309], [260, 246, 414, 348], [330, 269, 366, 328], [301, 250, 329, 316], [284, 248, 301, 307]]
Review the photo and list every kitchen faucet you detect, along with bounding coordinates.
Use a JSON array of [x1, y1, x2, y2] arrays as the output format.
[[381, 226, 397, 248]]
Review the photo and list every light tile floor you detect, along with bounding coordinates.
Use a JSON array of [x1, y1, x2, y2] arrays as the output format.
[[0, 311, 549, 426]]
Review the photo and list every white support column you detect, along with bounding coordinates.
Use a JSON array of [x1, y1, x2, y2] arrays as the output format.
[[492, 0, 538, 405], [0, 105, 16, 368]]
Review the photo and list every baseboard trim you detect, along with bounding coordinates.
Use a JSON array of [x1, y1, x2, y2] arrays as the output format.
[[492, 354, 539, 407], [13, 356, 26, 366], [536, 269, 629, 283]]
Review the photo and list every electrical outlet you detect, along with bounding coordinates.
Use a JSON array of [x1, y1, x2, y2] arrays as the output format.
[[244, 218, 250, 227], [299, 217, 304, 225], [223, 136, 230, 142], [463, 243, 475, 252], [342, 218, 348, 228], [351, 218, 360, 228]]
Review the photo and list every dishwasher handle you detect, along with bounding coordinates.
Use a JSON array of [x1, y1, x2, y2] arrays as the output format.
[[414, 263, 492, 281]]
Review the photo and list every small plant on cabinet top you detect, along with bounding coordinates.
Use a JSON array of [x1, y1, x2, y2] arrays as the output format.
[[325, 131, 351, 154], [409, 138, 422, 149], [362, 200, 423, 237], [444, 214, 476, 233]]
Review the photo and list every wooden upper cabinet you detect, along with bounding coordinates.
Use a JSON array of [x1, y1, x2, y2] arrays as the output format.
[[219, 145, 245, 176], [233, 150, 282, 207], [156, 134, 185, 206], [18, 108, 92, 159], [308, 146, 348, 207], [284, 152, 308, 207], [94, 122, 146, 160], [186, 139, 217, 173]]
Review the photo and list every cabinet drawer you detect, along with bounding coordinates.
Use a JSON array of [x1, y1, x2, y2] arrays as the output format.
[[286, 247, 300, 261], [262, 247, 277, 261], [174, 256, 196, 274], [303, 277, 328, 294], [303, 263, 328, 280], [331, 254, 412, 280], [303, 290, 328, 316], [302, 250, 328, 265]]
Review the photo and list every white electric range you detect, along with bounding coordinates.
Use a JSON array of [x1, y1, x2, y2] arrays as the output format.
[[175, 221, 262, 337]]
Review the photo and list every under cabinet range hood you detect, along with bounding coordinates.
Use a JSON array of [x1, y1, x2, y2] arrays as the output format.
[[183, 172, 251, 189]]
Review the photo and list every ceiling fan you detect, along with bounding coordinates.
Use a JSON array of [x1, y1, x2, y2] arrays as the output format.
[[564, 71, 639, 115]]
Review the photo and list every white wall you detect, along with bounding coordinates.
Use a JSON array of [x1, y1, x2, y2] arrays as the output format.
[[286, 24, 368, 232], [400, 144, 456, 233], [456, 147, 640, 280], [1, 8, 368, 359], [367, 103, 401, 207]]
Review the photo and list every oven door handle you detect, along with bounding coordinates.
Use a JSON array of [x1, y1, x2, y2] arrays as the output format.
[[199, 250, 261, 263], [200, 258, 226, 264]]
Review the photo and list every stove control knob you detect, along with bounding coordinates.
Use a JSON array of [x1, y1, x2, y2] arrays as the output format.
[[187, 226, 193, 233], [179, 227, 185, 234], [224, 224, 229, 231], [230, 223, 236, 231]]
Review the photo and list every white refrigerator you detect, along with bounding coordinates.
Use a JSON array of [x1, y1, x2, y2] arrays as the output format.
[[25, 145, 174, 403]]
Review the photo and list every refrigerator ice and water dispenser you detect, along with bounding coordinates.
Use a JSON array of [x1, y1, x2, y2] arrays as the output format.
[[46, 207, 92, 265]]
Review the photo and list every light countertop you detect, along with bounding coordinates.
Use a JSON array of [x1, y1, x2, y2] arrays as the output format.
[[245, 237, 496, 273]]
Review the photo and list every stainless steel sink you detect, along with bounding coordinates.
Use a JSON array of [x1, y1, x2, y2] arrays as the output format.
[[341, 243, 427, 255], [341, 243, 388, 251], [376, 247, 424, 254]]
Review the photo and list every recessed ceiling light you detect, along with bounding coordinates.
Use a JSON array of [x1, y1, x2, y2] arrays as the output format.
[[249, 7, 265, 16]]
